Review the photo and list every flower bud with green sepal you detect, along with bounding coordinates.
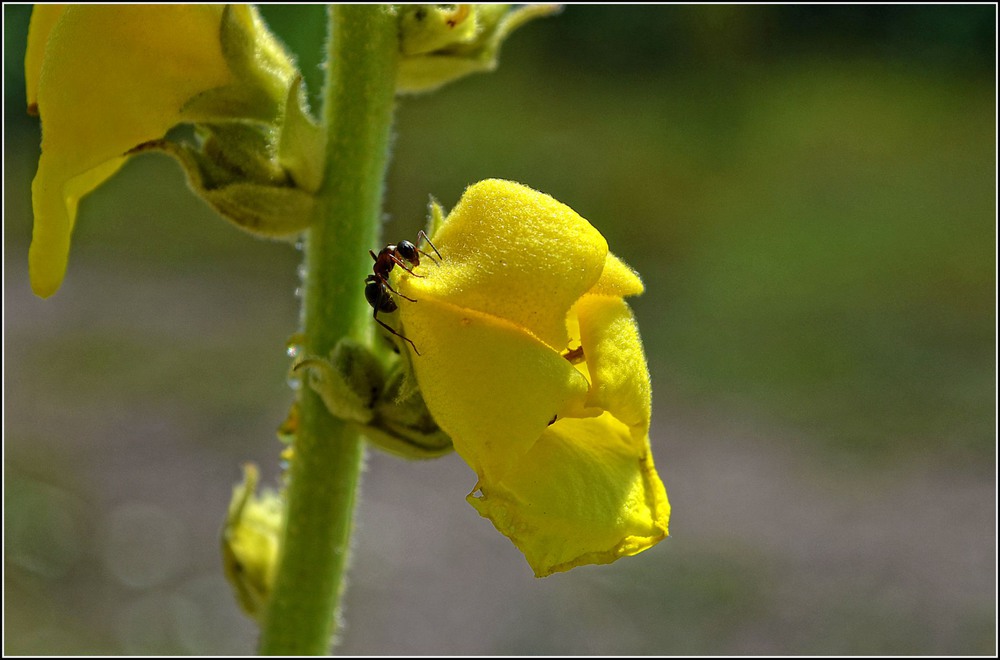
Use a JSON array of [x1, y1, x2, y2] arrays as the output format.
[[296, 337, 453, 460], [222, 464, 283, 621], [397, 4, 561, 94], [363, 361, 454, 459], [294, 339, 386, 426]]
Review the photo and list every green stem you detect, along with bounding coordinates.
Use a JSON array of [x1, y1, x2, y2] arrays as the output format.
[[258, 6, 398, 655]]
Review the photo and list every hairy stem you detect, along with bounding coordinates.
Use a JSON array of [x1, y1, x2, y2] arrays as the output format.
[[258, 6, 398, 655]]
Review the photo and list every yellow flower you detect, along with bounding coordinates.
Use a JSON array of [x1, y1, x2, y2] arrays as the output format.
[[395, 180, 670, 577], [25, 5, 302, 298]]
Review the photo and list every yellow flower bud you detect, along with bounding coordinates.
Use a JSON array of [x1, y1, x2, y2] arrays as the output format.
[[394, 180, 670, 577], [222, 464, 282, 620]]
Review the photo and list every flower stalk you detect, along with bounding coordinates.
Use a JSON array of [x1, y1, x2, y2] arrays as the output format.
[[257, 6, 398, 654]]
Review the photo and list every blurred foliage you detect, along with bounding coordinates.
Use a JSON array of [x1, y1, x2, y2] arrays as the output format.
[[538, 5, 994, 74], [4, 4, 995, 655]]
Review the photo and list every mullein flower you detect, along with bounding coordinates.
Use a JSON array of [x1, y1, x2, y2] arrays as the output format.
[[24, 5, 319, 298], [393, 180, 670, 576]]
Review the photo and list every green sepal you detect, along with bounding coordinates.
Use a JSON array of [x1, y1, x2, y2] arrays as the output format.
[[296, 339, 385, 425], [361, 360, 453, 459], [165, 6, 322, 235], [427, 196, 447, 237], [199, 181, 315, 237], [291, 337, 453, 459], [197, 123, 287, 186], [182, 5, 298, 123], [399, 5, 479, 56], [134, 138, 313, 238], [278, 78, 325, 193], [356, 422, 453, 460]]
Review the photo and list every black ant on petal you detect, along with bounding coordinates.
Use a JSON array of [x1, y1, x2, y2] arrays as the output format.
[[365, 230, 442, 355]]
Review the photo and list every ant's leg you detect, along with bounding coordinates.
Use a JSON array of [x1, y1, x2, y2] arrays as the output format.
[[384, 279, 416, 303], [417, 230, 443, 263], [417, 248, 440, 265], [373, 303, 420, 355], [389, 254, 424, 277]]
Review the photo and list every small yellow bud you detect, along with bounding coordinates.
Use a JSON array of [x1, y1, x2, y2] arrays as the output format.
[[397, 4, 561, 94], [222, 464, 283, 620]]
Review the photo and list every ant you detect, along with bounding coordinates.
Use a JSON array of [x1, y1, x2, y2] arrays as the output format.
[[365, 230, 442, 355]]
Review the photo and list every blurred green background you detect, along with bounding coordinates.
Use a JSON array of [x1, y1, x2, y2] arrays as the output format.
[[4, 4, 995, 655]]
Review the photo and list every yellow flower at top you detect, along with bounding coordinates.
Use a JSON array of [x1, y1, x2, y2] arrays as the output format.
[[24, 5, 300, 298], [395, 180, 670, 577]]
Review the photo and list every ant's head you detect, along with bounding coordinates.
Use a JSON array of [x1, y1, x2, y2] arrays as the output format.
[[395, 240, 419, 265]]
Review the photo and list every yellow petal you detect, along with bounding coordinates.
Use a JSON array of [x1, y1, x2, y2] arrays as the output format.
[[575, 295, 652, 437], [399, 296, 590, 482], [28, 6, 234, 296], [36, 6, 231, 167], [468, 413, 670, 577], [402, 180, 608, 349], [589, 251, 645, 298], [24, 4, 67, 115], [30, 158, 126, 298]]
